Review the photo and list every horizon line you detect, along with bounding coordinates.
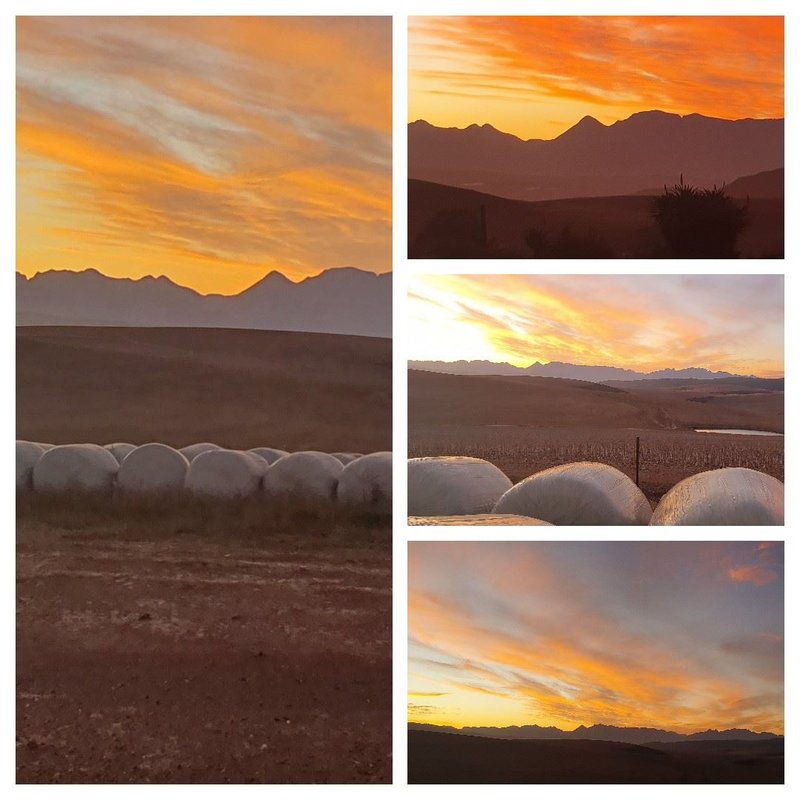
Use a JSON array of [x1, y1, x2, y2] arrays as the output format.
[[16, 265, 391, 298], [409, 108, 786, 144]]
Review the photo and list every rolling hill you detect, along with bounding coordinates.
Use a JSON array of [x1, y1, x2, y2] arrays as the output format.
[[16, 267, 392, 338]]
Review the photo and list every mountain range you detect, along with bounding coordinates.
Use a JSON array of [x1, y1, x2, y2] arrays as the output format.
[[409, 359, 749, 383], [409, 111, 784, 201], [408, 722, 782, 745], [16, 267, 392, 337]]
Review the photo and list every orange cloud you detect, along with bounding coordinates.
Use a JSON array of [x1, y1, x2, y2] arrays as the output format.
[[17, 16, 391, 294], [728, 565, 778, 587], [409, 16, 784, 140]]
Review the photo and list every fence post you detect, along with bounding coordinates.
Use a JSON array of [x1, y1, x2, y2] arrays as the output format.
[[480, 204, 487, 246], [635, 436, 640, 487]]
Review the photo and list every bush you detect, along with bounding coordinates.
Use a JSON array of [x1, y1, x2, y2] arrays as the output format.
[[654, 176, 748, 257]]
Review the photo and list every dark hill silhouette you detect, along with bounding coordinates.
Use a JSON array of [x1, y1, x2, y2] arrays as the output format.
[[408, 721, 781, 744], [409, 111, 783, 201], [726, 168, 784, 198], [16, 267, 391, 338], [408, 179, 783, 258], [408, 729, 784, 783]]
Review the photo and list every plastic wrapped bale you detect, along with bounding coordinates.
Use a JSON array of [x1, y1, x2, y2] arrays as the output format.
[[262, 451, 343, 503], [249, 447, 288, 465], [104, 442, 136, 463], [185, 449, 264, 499], [408, 457, 512, 516], [33, 443, 119, 494], [16, 441, 45, 490], [336, 452, 392, 513], [117, 443, 190, 495], [332, 452, 362, 465], [493, 462, 652, 525], [650, 467, 783, 526], [408, 514, 551, 526], [180, 442, 223, 462]]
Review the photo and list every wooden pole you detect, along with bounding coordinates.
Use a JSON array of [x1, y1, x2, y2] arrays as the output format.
[[635, 436, 640, 487]]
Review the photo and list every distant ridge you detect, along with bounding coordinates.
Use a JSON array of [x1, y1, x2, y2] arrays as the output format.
[[408, 359, 756, 383], [16, 267, 392, 338], [409, 110, 784, 201], [408, 721, 782, 745]]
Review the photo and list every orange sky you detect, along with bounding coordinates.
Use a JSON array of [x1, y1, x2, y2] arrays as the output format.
[[408, 275, 784, 378], [409, 542, 784, 733], [409, 16, 784, 139], [17, 17, 391, 295]]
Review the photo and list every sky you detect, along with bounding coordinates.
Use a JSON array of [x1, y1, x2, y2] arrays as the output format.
[[409, 16, 785, 140], [17, 16, 392, 295], [409, 541, 784, 733], [408, 274, 784, 377]]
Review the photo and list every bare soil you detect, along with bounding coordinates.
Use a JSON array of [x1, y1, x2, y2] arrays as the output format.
[[17, 508, 391, 783]]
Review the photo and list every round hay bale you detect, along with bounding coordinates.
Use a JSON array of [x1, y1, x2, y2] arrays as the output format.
[[408, 456, 512, 516], [185, 449, 264, 499], [16, 441, 45, 490], [117, 443, 190, 495], [650, 467, 783, 526], [33, 443, 119, 494], [104, 442, 136, 463], [493, 462, 652, 525], [408, 514, 551, 526], [249, 447, 288, 465], [337, 452, 392, 512], [262, 451, 343, 503], [332, 452, 362, 465], [180, 442, 223, 462]]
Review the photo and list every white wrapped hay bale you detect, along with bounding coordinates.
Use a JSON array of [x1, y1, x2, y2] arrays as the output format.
[[651, 467, 783, 526], [117, 443, 190, 495], [408, 456, 512, 516], [337, 452, 392, 513], [263, 451, 343, 503], [185, 449, 264, 499], [332, 452, 362, 465], [33, 443, 119, 493], [16, 441, 45, 490], [180, 442, 223, 462], [493, 462, 652, 525], [408, 514, 551, 526], [104, 442, 136, 463], [249, 447, 288, 465]]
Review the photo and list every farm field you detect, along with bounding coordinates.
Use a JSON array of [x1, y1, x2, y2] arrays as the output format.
[[409, 371, 783, 503], [17, 326, 392, 783]]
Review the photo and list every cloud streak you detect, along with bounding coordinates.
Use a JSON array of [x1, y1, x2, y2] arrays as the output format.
[[409, 16, 784, 140], [17, 16, 392, 294]]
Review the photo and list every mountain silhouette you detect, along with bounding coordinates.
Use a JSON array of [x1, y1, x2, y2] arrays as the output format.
[[409, 111, 783, 201], [408, 359, 751, 383], [408, 721, 781, 745], [16, 267, 392, 337]]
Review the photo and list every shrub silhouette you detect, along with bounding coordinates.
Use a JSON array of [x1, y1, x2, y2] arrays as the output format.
[[525, 223, 613, 258], [654, 176, 748, 257]]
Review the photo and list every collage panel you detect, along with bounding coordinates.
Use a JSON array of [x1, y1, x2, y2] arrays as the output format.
[[408, 15, 784, 260], [407, 274, 783, 526], [16, 16, 392, 784], [408, 540, 785, 784]]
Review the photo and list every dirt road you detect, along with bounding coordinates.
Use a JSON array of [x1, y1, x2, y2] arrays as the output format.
[[17, 521, 391, 783]]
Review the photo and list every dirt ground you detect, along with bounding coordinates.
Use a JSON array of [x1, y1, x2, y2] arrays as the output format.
[[17, 510, 392, 783]]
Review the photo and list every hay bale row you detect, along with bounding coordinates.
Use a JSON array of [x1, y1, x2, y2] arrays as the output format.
[[16, 440, 391, 513], [408, 457, 783, 526]]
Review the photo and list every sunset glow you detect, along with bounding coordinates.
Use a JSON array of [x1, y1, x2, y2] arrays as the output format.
[[409, 16, 784, 140], [17, 17, 391, 295], [409, 542, 784, 733], [408, 274, 784, 378]]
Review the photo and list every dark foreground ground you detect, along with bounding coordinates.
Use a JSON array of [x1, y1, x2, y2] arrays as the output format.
[[408, 730, 784, 784], [17, 502, 391, 783]]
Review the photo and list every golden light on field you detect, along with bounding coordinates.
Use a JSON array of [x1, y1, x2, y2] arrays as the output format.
[[409, 542, 784, 733], [17, 16, 391, 295], [407, 274, 784, 378], [409, 16, 784, 140]]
